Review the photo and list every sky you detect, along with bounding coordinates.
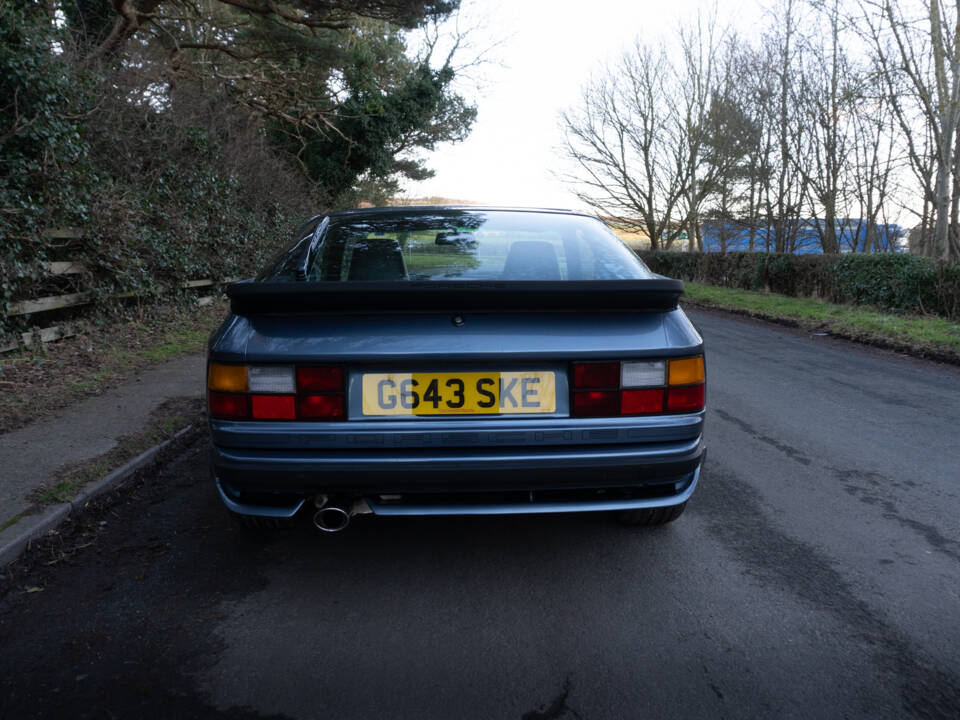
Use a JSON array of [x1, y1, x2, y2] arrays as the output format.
[[403, 0, 760, 209]]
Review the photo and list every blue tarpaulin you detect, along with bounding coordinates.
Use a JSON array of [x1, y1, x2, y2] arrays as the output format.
[[698, 220, 906, 254]]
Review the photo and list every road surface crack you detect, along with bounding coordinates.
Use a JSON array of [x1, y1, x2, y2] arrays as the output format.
[[696, 464, 960, 719], [714, 409, 812, 465], [838, 469, 960, 563]]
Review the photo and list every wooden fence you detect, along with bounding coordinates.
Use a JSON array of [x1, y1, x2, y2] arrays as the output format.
[[2, 229, 235, 354]]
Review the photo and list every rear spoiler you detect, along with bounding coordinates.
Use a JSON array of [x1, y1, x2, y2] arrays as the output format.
[[226, 278, 684, 315]]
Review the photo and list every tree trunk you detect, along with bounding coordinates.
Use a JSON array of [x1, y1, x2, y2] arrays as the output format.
[[821, 197, 839, 255], [933, 162, 952, 259], [950, 119, 960, 253]]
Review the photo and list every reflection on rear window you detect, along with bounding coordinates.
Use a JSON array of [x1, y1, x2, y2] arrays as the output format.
[[259, 209, 654, 282]]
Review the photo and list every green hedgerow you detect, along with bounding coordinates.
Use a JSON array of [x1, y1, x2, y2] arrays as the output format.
[[639, 251, 960, 320]]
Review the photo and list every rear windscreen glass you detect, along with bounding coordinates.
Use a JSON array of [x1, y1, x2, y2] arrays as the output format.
[[257, 210, 654, 282]]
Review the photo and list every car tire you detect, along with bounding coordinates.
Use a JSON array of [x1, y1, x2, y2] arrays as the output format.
[[616, 501, 686, 527]]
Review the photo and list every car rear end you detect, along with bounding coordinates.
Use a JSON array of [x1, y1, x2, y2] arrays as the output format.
[[206, 208, 705, 528]]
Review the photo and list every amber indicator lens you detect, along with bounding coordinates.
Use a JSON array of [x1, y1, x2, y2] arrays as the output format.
[[667, 357, 705, 386], [208, 363, 247, 392]]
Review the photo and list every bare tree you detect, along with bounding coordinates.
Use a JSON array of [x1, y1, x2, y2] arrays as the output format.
[[675, 12, 724, 251], [701, 38, 760, 252], [792, 0, 860, 254], [736, 44, 780, 252], [560, 43, 687, 250], [766, 0, 809, 252], [559, 0, 928, 258], [849, 67, 900, 252], [862, 0, 960, 261]]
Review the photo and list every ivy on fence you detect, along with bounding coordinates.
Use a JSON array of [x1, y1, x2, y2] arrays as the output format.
[[1, 5, 312, 342]]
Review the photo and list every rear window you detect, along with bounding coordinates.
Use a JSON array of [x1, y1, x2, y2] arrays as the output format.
[[257, 210, 654, 282]]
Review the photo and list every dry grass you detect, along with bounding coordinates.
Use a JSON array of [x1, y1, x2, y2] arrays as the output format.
[[0, 300, 226, 434]]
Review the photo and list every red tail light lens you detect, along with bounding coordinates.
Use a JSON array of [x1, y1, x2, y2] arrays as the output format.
[[297, 394, 344, 420], [572, 390, 620, 417], [666, 384, 705, 413], [571, 355, 704, 417], [251, 394, 297, 420], [209, 363, 347, 421], [621, 388, 665, 415], [297, 366, 344, 393], [572, 362, 619, 389], [209, 391, 249, 420]]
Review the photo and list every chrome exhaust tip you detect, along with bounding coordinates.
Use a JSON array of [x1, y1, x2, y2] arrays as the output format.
[[313, 505, 350, 533]]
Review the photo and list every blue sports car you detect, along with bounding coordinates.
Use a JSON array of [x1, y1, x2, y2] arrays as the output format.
[[207, 207, 705, 531]]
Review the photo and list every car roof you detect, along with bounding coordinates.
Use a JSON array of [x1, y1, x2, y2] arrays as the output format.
[[326, 205, 597, 220]]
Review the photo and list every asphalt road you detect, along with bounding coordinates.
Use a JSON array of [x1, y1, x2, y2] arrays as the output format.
[[2, 309, 959, 720]]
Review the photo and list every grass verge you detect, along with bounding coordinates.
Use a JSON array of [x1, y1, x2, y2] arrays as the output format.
[[0, 300, 226, 434], [0, 514, 25, 532], [683, 282, 960, 362], [30, 397, 204, 506]]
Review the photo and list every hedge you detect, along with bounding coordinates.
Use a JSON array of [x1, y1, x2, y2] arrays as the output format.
[[638, 251, 960, 321]]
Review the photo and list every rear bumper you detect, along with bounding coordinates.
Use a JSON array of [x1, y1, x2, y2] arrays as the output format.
[[211, 435, 704, 517], [211, 436, 704, 493]]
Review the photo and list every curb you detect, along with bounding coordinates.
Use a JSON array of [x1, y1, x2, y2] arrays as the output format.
[[0, 425, 194, 568]]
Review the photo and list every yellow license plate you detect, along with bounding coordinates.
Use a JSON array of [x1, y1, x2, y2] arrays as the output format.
[[361, 371, 556, 416]]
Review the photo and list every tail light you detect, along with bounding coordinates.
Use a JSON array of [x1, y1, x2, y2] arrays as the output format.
[[665, 384, 704, 413], [208, 363, 346, 421], [572, 390, 620, 417], [572, 362, 619, 390], [571, 356, 705, 417], [297, 366, 344, 392], [208, 391, 248, 420], [297, 393, 344, 419]]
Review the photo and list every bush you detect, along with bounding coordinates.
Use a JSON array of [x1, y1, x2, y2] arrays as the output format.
[[1, 6, 92, 319], [639, 251, 960, 321], [1, 9, 316, 340]]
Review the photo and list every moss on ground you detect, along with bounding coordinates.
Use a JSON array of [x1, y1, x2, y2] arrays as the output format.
[[30, 399, 202, 506]]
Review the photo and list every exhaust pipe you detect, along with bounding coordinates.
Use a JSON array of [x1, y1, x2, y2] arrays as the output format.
[[313, 505, 350, 532], [311, 497, 372, 533]]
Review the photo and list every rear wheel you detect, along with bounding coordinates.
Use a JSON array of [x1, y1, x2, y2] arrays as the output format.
[[616, 501, 686, 527]]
